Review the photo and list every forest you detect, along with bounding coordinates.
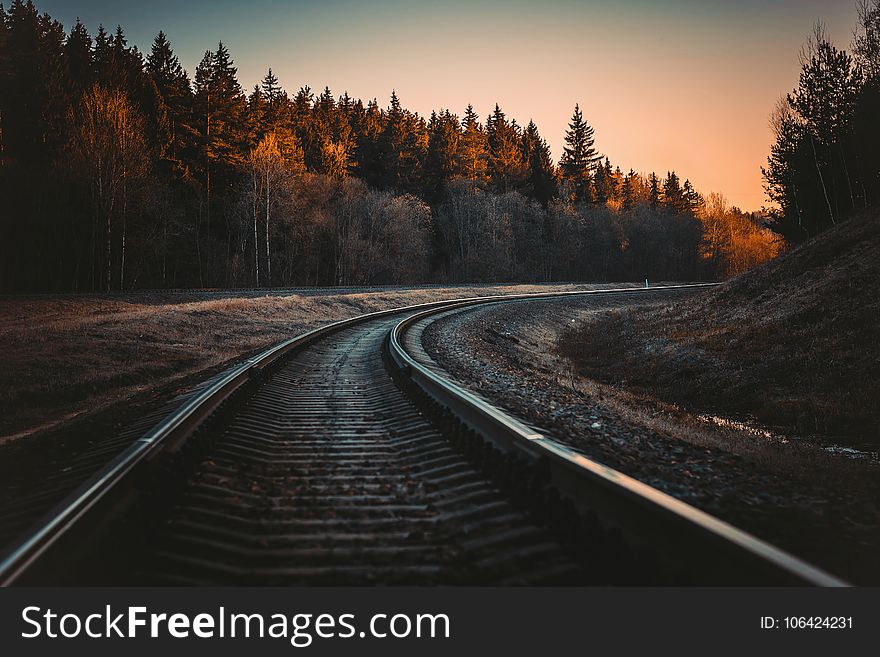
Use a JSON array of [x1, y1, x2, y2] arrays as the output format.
[[763, 4, 880, 244], [3, 1, 874, 292]]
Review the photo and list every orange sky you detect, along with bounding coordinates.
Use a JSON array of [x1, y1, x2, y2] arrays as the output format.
[[41, 0, 861, 210]]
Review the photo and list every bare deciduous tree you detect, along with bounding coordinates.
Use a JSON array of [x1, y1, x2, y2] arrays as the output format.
[[66, 85, 148, 291], [246, 132, 290, 286]]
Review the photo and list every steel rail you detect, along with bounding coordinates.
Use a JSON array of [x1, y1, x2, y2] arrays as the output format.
[[0, 283, 713, 586], [387, 293, 849, 587]]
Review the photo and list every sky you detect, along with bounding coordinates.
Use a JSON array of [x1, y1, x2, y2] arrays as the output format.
[[32, 0, 861, 210]]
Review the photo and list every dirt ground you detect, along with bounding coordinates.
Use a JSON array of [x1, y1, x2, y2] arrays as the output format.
[[0, 283, 600, 443]]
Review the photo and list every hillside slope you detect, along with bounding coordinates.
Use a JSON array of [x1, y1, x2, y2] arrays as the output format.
[[558, 210, 880, 446]]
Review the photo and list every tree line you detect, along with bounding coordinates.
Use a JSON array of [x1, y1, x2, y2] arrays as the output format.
[[0, 0, 779, 292], [764, 2, 880, 242]]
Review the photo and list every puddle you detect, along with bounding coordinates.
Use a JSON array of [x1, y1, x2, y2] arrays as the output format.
[[822, 444, 879, 461], [697, 413, 880, 463]]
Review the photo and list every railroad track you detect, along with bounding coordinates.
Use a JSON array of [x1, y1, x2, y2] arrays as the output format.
[[0, 285, 847, 586]]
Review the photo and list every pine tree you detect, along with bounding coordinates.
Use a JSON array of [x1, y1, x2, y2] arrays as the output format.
[[787, 25, 863, 229], [521, 120, 557, 206], [355, 97, 383, 185], [424, 109, 460, 199], [261, 68, 281, 108], [593, 158, 615, 204], [486, 103, 525, 192], [762, 97, 810, 240], [316, 85, 335, 118], [248, 69, 300, 166], [92, 24, 112, 84], [456, 104, 488, 182], [611, 165, 623, 204], [208, 42, 247, 168], [247, 84, 266, 140], [559, 103, 602, 202], [310, 85, 352, 177], [663, 171, 687, 213], [682, 179, 703, 214], [36, 10, 68, 153], [64, 19, 93, 99], [648, 172, 661, 209], [146, 31, 193, 163], [322, 94, 356, 179], [102, 25, 147, 98], [621, 170, 637, 210], [789, 27, 862, 147], [377, 90, 425, 192], [290, 85, 321, 170], [192, 49, 214, 240], [2, 3, 69, 161]]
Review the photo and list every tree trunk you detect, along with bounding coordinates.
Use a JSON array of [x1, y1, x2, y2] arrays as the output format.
[[810, 135, 835, 226], [838, 142, 855, 210], [120, 160, 127, 291], [105, 210, 112, 292], [265, 169, 271, 286], [253, 172, 260, 287]]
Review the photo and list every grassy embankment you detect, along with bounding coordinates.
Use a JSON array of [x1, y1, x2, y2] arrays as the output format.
[[559, 211, 880, 448]]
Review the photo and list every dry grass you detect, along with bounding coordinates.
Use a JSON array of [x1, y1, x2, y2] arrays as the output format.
[[0, 283, 594, 442], [558, 210, 880, 447]]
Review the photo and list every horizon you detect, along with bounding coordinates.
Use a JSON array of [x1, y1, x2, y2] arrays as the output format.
[[28, 0, 858, 211]]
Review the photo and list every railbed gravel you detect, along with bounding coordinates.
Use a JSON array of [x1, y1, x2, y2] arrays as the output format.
[[419, 290, 880, 584]]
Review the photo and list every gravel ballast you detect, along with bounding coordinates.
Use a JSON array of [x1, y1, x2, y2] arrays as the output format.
[[418, 290, 880, 584]]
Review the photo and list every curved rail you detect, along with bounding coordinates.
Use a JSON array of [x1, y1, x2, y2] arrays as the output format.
[[387, 297, 848, 587], [0, 283, 713, 586]]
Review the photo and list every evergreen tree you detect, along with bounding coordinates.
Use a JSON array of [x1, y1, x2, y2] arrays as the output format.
[[593, 157, 615, 204], [146, 30, 193, 163], [249, 70, 300, 165], [762, 97, 811, 240], [247, 84, 266, 139], [611, 165, 623, 204], [521, 120, 557, 206], [290, 85, 322, 170], [322, 93, 356, 179], [92, 24, 112, 84], [308, 85, 351, 177], [261, 68, 281, 108], [621, 170, 637, 210], [36, 10, 68, 153], [2, 1, 69, 163], [486, 103, 525, 192], [64, 19, 93, 99], [355, 97, 383, 186], [316, 85, 335, 118], [683, 179, 703, 214], [424, 109, 460, 200], [663, 171, 687, 212], [101, 25, 148, 98], [559, 103, 602, 202], [786, 25, 863, 229], [377, 90, 425, 192], [456, 104, 488, 182], [648, 172, 661, 209], [208, 42, 247, 168]]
